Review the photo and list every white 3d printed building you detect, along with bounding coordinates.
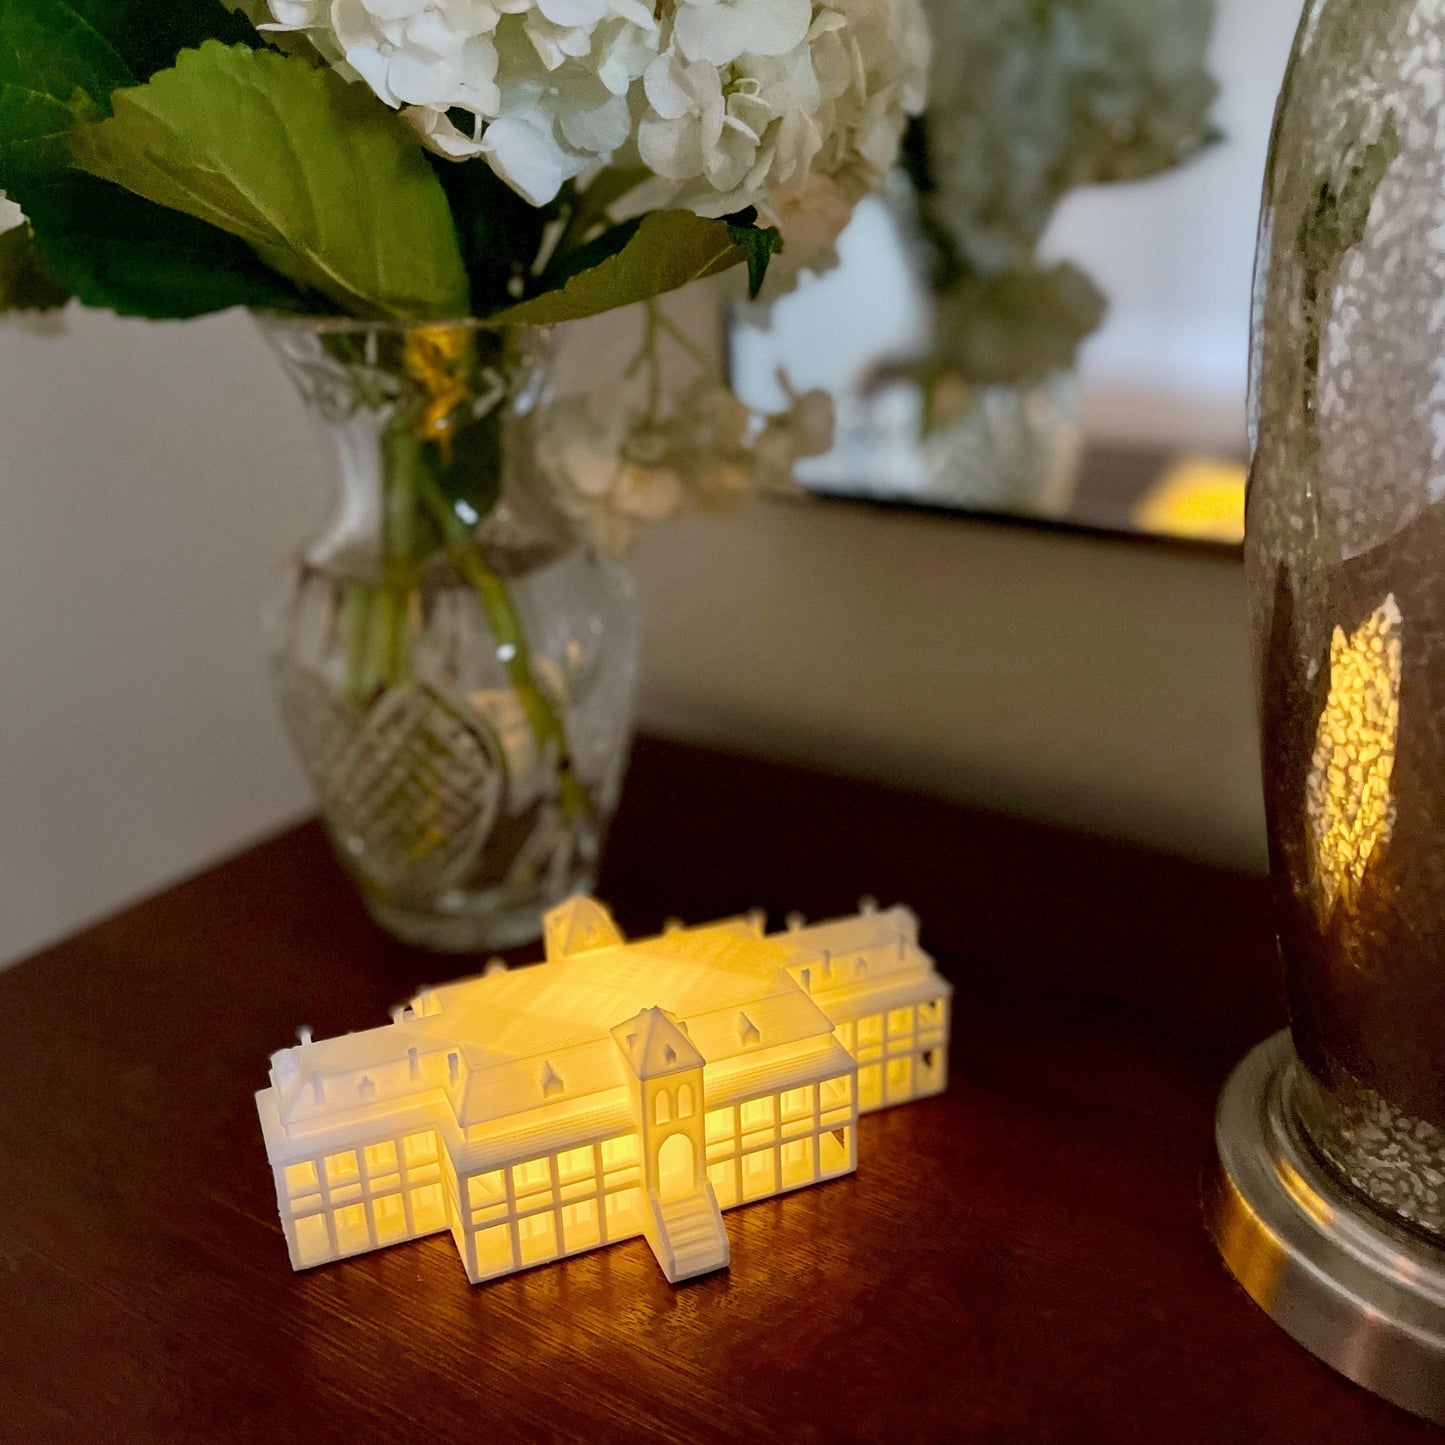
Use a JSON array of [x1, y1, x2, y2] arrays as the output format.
[[257, 898, 952, 1286]]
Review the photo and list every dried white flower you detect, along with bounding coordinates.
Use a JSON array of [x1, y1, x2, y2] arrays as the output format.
[[538, 369, 833, 555]]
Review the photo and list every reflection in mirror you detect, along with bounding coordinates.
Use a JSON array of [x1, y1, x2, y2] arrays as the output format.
[[731, 198, 1246, 547], [731, 0, 1302, 549]]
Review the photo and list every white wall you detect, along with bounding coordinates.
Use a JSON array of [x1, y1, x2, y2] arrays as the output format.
[[0, 0, 1293, 964], [0, 309, 317, 966], [1049, 0, 1304, 416]]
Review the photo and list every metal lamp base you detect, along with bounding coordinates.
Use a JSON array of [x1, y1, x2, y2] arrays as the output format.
[[1208, 1031, 1445, 1422]]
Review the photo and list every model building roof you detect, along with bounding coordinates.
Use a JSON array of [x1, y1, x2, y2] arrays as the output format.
[[269, 908, 860, 1134]]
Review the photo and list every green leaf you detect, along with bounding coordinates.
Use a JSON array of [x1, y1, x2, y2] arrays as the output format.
[[488, 210, 761, 327], [70, 42, 470, 320], [0, 0, 271, 317], [541, 216, 644, 291], [725, 220, 782, 299], [21, 171, 313, 318], [0, 0, 255, 196], [0, 225, 72, 311]]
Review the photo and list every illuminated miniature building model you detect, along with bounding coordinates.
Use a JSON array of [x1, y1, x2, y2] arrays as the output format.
[[256, 899, 952, 1286]]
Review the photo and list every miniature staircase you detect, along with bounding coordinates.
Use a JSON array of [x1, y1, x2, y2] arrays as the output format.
[[645, 1183, 730, 1284]]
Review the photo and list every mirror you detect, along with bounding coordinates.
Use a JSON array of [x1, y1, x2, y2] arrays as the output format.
[[729, 0, 1305, 550]]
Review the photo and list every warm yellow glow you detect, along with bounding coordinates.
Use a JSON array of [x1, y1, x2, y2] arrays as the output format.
[[1307, 595, 1402, 921], [257, 896, 951, 1286], [1131, 456, 1248, 543], [363, 1140, 397, 1175], [284, 1161, 319, 1196]]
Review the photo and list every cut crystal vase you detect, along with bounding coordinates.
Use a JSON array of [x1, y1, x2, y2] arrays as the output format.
[[261, 317, 639, 953], [1208, 0, 1445, 1419]]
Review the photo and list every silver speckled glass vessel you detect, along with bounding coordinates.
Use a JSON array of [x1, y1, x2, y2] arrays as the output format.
[[1249, 0, 1445, 1236]]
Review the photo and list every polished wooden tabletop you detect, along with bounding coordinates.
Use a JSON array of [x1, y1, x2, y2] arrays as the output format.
[[0, 738, 1433, 1442]]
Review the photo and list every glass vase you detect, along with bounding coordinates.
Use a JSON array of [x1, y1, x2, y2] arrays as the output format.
[[1210, 0, 1445, 1417], [261, 317, 639, 953]]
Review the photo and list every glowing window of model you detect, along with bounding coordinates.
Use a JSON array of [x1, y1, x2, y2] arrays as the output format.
[[740, 1097, 773, 1133], [556, 1145, 595, 1185], [410, 1182, 446, 1233], [705, 1109, 734, 1143], [780, 1087, 811, 1121], [708, 1160, 739, 1209], [403, 1131, 438, 1168], [677, 1084, 695, 1119], [654, 1091, 672, 1126], [518, 1212, 557, 1264], [512, 1158, 551, 1197], [601, 1135, 638, 1171], [468, 1171, 506, 1209], [742, 1149, 776, 1200], [857, 1015, 883, 1048], [333, 1203, 369, 1253], [888, 1008, 914, 1039], [293, 1212, 330, 1267], [819, 1127, 850, 1175], [285, 1161, 319, 1196], [373, 1192, 407, 1245], [604, 1184, 638, 1219], [781, 1137, 814, 1188], [364, 1141, 398, 1176], [325, 1150, 359, 1186], [475, 1225, 512, 1274], [561, 1200, 600, 1252]]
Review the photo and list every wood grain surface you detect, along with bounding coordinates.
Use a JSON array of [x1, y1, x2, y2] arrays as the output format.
[[0, 738, 1432, 1443]]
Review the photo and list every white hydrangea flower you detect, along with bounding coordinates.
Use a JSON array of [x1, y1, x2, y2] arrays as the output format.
[[0, 192, 24, 235], [267, 0, 929, 221], [538, 369, 832, 555], [671, 0, 812, 68]]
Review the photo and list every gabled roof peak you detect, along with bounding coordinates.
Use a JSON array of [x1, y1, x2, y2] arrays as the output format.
[[545, 896, 626, 961], [611, 1006, 705, 1079]]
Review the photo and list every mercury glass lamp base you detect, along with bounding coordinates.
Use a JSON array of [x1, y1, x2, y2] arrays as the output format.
[[1207, 1031, 1445, 1422]]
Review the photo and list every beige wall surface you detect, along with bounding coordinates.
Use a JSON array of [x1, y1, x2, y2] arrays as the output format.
[[630, 502, 1263, 871], [0, 309, 317, 968]]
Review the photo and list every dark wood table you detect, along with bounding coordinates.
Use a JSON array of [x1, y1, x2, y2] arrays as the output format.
[[0, 738, 1433, 1442]]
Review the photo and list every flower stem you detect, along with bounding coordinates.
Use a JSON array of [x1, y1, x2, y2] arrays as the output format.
[[413, 465, 591, 823]]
